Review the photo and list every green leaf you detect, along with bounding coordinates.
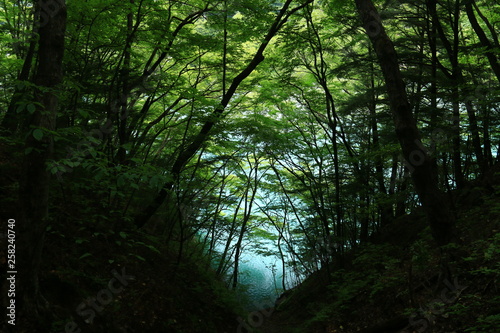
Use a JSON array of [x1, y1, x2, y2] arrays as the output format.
[[149, 175, 161, 187], [79, 253, 92, 259], [131, 254, 146, 261], [119, 231, 127, 239], [78, 109, 90, 118], [117, 175, 126, 187], [50, 166, 59, 174], [145, 244, 161, 254], [27, 103, 36, 114], [33, 129, 43, 141]]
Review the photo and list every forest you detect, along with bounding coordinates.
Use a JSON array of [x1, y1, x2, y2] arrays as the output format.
[[0, 0, 499, 332]]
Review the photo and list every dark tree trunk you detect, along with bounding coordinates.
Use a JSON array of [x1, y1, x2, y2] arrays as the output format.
[[117, 0, 139, 165], [426, 0, 466, 188], [354, 0, 455, 246], [425, 2, 442, 186], [369, 60, 393, 226], [451, 0, 465, 189], [232, 158, 259, 288], [17, 0, 67, 322], [451, 87, 464, 188], [465, 0, 500, 84], [360, 193, 369, 243], [483, 107, 494, 167], [464, 98, 485, 171]]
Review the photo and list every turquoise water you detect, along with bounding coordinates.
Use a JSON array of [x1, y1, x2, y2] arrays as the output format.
[[237, 254, 284, 310], [204, 232, 299, 310]]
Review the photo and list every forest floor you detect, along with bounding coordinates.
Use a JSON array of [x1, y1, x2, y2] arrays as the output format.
[[0, 204, 243, 332]]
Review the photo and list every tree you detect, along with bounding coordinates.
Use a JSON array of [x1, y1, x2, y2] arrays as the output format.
[[133, 0, 314, 228], [16, 0, 67, 321], [1, 2, 499, 328], [465, 0, 500, 85], [353, 0, 455, 246]]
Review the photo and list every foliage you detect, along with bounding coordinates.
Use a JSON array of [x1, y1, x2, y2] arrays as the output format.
[[2, 0, 500, 330]]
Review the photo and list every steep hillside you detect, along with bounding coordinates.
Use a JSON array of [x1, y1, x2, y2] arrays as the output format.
[[254, 168, 500, 333], [0, 217, 244, 333]]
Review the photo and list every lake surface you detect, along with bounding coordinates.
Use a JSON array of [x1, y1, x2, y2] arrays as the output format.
[[237, 253, 287, 311]]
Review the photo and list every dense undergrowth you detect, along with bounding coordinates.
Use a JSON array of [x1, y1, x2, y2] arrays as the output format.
[[37, 222, 244, 333], [258, 170, 500, 333], [0, 194, 246, 332], [42, 221, 250, 333]]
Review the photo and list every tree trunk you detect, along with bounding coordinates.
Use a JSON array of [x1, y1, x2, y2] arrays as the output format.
[[426, 0, 466, 188], [451, 0, 465, 189], [369, 57, 393, 226], [483, 107, 494, 167], [464, 98, 485, 171], [215, 195, 244, 277], [354, 0, 455, 246], [232, 157, 259, 288], [116, 2, 134, 164], [451, 87, 464, 188], [17, 0, 67, 322], [465, 0, 500, 84]]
